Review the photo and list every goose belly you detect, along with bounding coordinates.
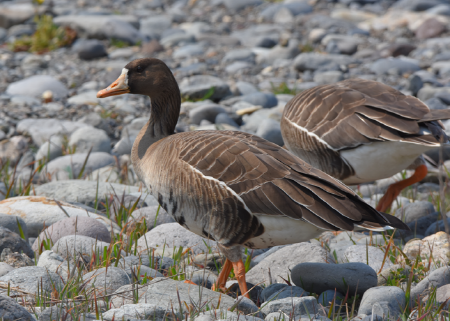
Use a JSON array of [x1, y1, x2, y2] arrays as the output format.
[[243, 215, 324, 249], [340, 141, 433, 185]]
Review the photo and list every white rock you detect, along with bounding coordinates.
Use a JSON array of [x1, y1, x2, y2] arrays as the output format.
[[0, 196, 106, 237], [69, 127, 111, 153], [16, 118, 92, 147]]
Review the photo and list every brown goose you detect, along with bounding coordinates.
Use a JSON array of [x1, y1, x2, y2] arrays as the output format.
[[97, 59, 408, 298], [281, 79, 450, 212]]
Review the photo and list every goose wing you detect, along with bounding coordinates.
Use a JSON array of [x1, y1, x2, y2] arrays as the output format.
[[179, 130, 407, 233], [283, 78, 449, 151]]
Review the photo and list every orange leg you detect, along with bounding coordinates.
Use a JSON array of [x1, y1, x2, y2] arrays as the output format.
[[184, 280, 197, 285], [212, 258, 233, 292], [376, 164, 428, 212], [232, 259, 250, 299]]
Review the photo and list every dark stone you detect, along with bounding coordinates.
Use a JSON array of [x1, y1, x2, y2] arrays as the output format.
[[408, 74, 423, 96], [0, 294, 34, 321], [397, 212, 440, 239], [425, 97, 447, 110], [425, 218, 450, 236], [227, 282, 263, 304], [72, 39, 108, 60], [260, 284, 289, 302], [0, 226, 33, 258]]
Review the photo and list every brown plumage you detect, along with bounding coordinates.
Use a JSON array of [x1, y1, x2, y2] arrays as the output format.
[[97, 60, 408, 298], [281, 79, 450, 212]]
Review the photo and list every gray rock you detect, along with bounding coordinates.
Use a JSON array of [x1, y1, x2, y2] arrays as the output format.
[[418, 86, 450, 102], [395, 201, 435, 224], [291, 262, 377, 295], [0, 196, 107, 238], [69, 127, 111, 154], [83, 267, 130, 296], [223, 0, 263, 11], [0, 248, 33, 268], [377, 265, 411, 286], [110, 277, 236, 310], [266, 286, 310, 302], [294, 53, 357, 72], [35, 135, 64, 164], [103, 303, 173, 321], [215, 113, 240, 128], [261, 296, 323, 318], [41, 152, 115, 180], [128, 205, 175, 230], [342, 245, 393, 272], [223, 49, 255, 64], [234, 81, 258, 95], [0, 136, 28, 167], [186, 269, 218, 289], [16, 118, 91, 147], [123, 264, 163, 282], [318, 290, 344, 307], [241, 92, 278, 108], [0, 294, 34, 320], [32, 216, 111, 251], [0, 2, 34, 28], [256, 118, 284, 146], [6, 75, 68, 99], [246, 243, 336, 286], [0, 214, 28, 240], [37, 305, 96, 321], [425, 97, 447, 110], [0, 266, 62, 295], [52, 235, 110, 260], [225, 61, 253, 73], [370, 58, 421, 75], [173, 44, 204, 59], [313, 71, 344, 85], [140, 16, 172, 39], [358, 286, 406, 320], [326, 39, 358, 55], [180, 75, 231, 101], [189, 104, 227, 125], [72, 39, 108, 60], [67, 90, 101, 105], [54, 15, 142, 44], [410, 267, 450, 302], [0, 263, 13, 277], [136, 223, 218, 255], [436, 284, 450, 308], [0, 227, 33, 258], [160, 32, 195, 48], [37, 250, 73, 281]]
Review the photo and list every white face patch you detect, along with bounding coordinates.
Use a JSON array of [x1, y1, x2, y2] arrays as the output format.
[[121, 68, 129, 85]]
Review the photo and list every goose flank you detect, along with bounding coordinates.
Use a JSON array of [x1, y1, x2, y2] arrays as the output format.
[[281, 79, 450, 212], [97, 59, 409, 299]]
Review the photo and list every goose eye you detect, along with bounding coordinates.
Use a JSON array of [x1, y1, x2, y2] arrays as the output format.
[[136, 66, 142, 72]]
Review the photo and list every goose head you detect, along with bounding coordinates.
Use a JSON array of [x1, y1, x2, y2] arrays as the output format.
[[97, 58, 178, 99]]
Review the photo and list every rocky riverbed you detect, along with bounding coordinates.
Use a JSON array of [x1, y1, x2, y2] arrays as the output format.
[[1, 0, 450, 320]]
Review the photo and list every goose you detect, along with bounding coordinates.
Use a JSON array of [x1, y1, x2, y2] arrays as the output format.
[[97, 59, 408, 298], [281, 79, 450, 212]]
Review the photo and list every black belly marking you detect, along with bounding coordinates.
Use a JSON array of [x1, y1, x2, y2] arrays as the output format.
[[202, 228, 213, 240], [157, 193, 168, 212], [177, 215, 186, 227]]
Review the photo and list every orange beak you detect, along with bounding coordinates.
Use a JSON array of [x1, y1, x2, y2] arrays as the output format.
[[97, 72, 130, 98]]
